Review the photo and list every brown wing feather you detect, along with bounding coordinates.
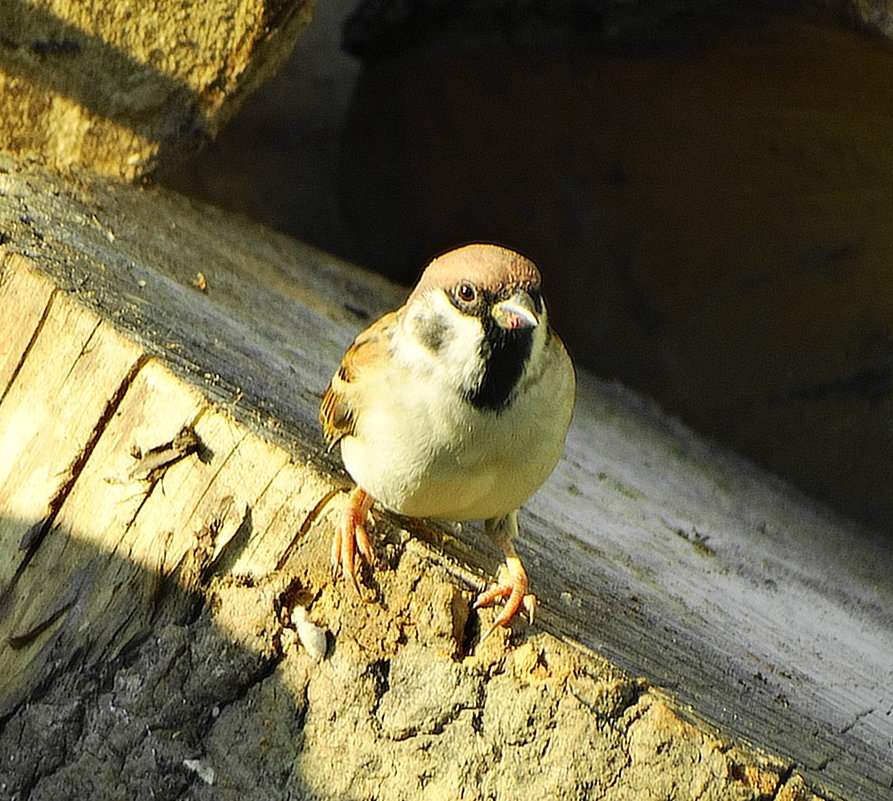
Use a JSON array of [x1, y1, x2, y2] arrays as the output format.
[[319, 311, 398, 448], [319, 384, 352, 447]]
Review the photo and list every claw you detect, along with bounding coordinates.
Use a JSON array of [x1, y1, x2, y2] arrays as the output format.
[[474, 556, 537, 639], [331, 487, 375, 592]]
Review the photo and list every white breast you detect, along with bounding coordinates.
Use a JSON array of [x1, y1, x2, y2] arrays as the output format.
[[340, 313, 574, 522]]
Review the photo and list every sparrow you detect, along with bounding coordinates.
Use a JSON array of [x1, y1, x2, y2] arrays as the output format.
[[319, 243, 575, 633]]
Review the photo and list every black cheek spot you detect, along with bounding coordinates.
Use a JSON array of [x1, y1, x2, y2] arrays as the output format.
[[415, 312, 451, 353]]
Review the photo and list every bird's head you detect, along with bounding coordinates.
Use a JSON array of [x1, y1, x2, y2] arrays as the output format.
[[401, 243, 549, 411]]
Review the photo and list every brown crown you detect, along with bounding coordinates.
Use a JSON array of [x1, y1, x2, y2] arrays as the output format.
[[408, 243, 541, 302]]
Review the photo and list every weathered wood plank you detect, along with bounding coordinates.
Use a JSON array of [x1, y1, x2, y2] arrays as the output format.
[[0, 157, 889, 800], [0, 254, 55, 396], [0, 284, 144, 589], [533, 377, 893, 791]]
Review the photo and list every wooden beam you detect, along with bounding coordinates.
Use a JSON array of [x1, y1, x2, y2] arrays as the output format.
[[0, 157, 889, 800]]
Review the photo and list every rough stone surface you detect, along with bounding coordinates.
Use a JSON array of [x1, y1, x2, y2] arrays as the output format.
[[0, 0, 315, 179], [0, 545, 791, 801]]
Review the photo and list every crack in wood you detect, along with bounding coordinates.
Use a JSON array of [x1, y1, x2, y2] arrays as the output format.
[[6, 599, 75, 649], [0, 351, 153, 616], [276, 485, 342, 571], [0, 282, 57, 407]]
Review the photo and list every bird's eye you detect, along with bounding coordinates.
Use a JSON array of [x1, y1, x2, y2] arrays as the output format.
[[456, 282, 477, 303]]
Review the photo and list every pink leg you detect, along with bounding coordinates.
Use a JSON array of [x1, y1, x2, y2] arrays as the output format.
[[474, 512, 537, 637], [331, 487, 375, 591]]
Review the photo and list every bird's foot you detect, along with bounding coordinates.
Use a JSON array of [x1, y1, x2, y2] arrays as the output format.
[[474, 556, 536, 639], [331, 487, 375, 592]]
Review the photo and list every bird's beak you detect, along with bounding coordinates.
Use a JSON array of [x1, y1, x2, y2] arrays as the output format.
[[491, 289, 539, 330]]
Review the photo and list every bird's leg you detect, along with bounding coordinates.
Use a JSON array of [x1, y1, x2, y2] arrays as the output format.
[[331, 486, 375, 592], [474, 511, 536, 636]]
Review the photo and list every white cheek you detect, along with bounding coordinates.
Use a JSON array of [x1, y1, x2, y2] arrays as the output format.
[[399, 292, 483, 391], [443, 314, 484, 374]]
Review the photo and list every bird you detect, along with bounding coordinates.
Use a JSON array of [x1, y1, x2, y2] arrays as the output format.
[[319, 243, 575, 633]]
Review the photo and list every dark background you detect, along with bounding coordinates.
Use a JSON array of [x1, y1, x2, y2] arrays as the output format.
[[162, 1, 893, 534]]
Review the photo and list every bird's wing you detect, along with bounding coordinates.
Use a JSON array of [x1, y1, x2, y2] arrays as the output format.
[[319, 311, 398, 447]]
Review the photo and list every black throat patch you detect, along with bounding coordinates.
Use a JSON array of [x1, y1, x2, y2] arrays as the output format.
[[466, 312, 533, 411]]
